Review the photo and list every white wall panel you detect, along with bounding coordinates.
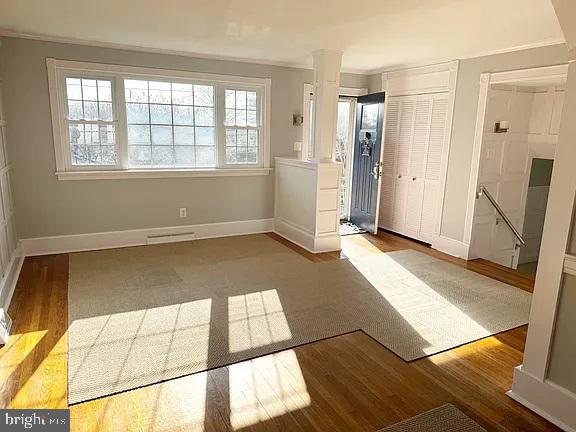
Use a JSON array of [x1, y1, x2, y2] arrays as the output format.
[[550, 91, 565, 134], [503, 140, 529, 176]]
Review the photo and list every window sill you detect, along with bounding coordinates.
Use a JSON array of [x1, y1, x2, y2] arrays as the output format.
[[56, 167, 273, 180]]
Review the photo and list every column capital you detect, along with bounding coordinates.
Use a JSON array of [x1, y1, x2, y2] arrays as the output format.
[[312, 49, 344, 63]]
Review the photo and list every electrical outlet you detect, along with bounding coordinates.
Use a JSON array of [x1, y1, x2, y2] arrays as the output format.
[[179, 208, 187, 218]]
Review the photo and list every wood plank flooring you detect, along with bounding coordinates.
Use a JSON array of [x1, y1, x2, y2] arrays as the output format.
[[0, 230, 555, 431]]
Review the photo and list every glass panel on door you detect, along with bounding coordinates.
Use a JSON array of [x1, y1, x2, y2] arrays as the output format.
[[335, 98, 355, 219]]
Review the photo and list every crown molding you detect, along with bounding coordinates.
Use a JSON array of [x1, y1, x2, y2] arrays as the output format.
[[0, 28, 566, 76], [0, 28, 369, 75], [366, 38, 566, 75]]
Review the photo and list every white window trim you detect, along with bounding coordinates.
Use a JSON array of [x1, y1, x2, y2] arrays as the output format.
[[47, 58, 272, 180]]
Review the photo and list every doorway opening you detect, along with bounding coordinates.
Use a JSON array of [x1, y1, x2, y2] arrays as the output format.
[[517, 158, 554, 276], [301, 85, 386, 237], [468, 65, 567, 271], [335, 97, 357, 221], [345, 92, 386, 235]]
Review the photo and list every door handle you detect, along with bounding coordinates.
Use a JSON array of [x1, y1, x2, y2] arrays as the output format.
[[371, 162, 382, 180], [398, 174, 402, 179], [412, 177, 416, 181]]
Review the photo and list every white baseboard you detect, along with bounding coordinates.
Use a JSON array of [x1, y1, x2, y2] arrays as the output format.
[[432, 235, 471, 259], [0, 248, 25, 339], [274, 218, 340, 253], [508, 366, 576, 432], [20, 219, 275, 256]]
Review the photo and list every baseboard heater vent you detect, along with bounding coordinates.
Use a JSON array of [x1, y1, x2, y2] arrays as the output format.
[[146, 232, 197, 245]]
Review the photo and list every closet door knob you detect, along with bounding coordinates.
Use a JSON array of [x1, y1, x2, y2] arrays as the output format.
[[398, 175, 402, 179], [412, 177, 416, 181]]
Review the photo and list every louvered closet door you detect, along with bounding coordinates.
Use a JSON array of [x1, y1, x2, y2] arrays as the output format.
[[378, 97, 400, 229], [404, 96, 431, 238], [419, 93, 449, 242], [378, 92, 449, 243], [391, 97, 415, 233]]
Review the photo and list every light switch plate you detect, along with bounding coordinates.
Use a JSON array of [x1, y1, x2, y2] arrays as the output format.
[[294, 141, 302, 152]]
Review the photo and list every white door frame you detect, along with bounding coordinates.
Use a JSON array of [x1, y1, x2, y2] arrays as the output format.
[[380, 61, 459, 244], [301, 84, 367, 163], [463, 64, 569, 250], [338, 96, 357, 220]]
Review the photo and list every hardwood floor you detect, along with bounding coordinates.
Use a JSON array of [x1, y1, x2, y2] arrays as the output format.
[[0, 231, 556, 431]]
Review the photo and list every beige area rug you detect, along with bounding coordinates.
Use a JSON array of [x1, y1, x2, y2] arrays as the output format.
[[68, 234, 531, 404], [378, 404, 487, 431]]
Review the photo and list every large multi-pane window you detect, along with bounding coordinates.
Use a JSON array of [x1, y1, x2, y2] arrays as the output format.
[[49, 59, 270, 178]]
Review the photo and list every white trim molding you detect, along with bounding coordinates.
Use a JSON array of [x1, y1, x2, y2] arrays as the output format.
[[274, 218, 340, 254], [301, 83, 367, 162], [0, 28, 367, 75], [1, 27, 564, 76], [381, 61, 459, 97], [431, 235, 470, 259], [376, 61, 459, 252], [338, 87, 368, 97], [274, 157, 342, 253], [47, 58, 272, 179], [509, 366, 576, 432], [0, 248, 25, 344], [20, 219, 274, 256], [0, 248, 24, 312], [56, 167, 272, 180], [463, 64, 569, 247], [508, 59, 576, 431]]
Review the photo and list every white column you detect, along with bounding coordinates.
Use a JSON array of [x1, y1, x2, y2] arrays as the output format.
[[507, 10, 576, 425], [312, 50, 343, 162], [273, 50, 343, 253]]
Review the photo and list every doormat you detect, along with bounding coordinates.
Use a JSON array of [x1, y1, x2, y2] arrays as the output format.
[[340, 221, 367, 236]]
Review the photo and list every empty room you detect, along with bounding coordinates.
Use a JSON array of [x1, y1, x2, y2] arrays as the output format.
[[0, 0, 575, 431]]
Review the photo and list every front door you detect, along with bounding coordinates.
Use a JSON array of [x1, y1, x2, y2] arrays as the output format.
[[349, 92, 385, 233]]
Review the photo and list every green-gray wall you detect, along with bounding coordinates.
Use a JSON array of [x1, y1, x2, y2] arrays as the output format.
[[0, 37, 367, 239], [1, 37, 569, 242]]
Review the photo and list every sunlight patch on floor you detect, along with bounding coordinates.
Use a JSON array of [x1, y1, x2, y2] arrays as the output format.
[[68, 298, 213, 404], [344, 236, 493, 353], [428, 336, 504, 365], [150, 372, 208, 431], [228, 290, 292, 353], [9, 331, 67, 408], [229, 349, 310, 430]]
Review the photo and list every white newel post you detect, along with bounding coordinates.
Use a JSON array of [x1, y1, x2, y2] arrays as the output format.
[[273, 50, 343, 253]]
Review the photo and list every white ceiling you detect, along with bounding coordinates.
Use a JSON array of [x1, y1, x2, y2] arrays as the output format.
[[0, 0, 565, 73]]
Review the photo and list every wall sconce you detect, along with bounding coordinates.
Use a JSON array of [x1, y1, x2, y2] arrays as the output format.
[[293, 114, 304, 126], [494, 120, 509, 133]]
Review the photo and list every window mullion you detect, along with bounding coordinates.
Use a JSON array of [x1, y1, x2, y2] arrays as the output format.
[[115, 76, 129, 170], [216, 84, 226, 168]]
